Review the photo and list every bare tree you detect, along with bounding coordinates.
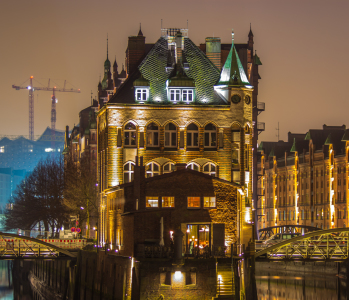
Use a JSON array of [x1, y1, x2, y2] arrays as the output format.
[[64, 154, 98, 238], [5, 156, 67, 234]]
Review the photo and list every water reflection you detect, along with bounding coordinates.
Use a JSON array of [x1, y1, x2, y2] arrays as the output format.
[[0, 261, 13, 300], [256, 270, 344, 300]]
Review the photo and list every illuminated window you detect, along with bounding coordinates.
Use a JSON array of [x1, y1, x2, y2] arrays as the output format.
[[204, 123, 217, 148], [0, 146, 4, 153], [163, 162, 175, 174], [124, 122, 136, 147], [188, 197, 200, 208], [162, 197, 175, 208], [187, 162, 199, 171], [45, 148, 54, 152], [203, 163, 216, 177], [182, 89, 194, 102], [146, 162, 160, 177], [187, 123, 199, 147], [135, 88, 148, 101], [146, 123, 159, 147], [203, 197, 216, 208], [123, 162, 135, 183], [165, 123, 177, 147], [146, 196, 158, 208], [169, 89, 181, 101]]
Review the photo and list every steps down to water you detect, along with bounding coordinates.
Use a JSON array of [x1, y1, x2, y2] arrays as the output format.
[[213, 265, 233, 300]]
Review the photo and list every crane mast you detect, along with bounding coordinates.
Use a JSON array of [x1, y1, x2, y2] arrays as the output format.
[[12, 76, 80, 142], [29, 76, 34, 140]]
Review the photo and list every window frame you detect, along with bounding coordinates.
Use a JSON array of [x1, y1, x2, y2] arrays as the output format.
[[146, 196, 159, 208], [204, 123, 217, 148], [187, 162, 200, 172], [169, 89, 181, 102], [135, 88, 149, 102], [164, 123, 177, 148], [162, 196, 175, 208], [124, 122, 137, 147], [203, 196, 216, 208], [203, 163, 216, 177], [123, 161, 135, 183], [187, 196, 201, 208], [146, 162, 160, 178], [186, 123, 199, 148], [182, 89, 194, 102], [146, 122, 159, 147], [163, 162, 175, 174]]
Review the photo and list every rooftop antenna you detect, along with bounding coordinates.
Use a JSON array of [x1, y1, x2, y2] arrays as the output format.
[[107, 34, 109, 59], [187, 19, 188, 29], [161, 19, 163, 29], [91, 90, 93, 106], [276, 122, 280, 141]]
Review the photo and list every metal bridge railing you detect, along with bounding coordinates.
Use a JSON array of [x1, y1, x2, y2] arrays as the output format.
[[255, 228, 349, 261]]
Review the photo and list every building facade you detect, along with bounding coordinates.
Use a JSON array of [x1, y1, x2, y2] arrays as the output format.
[[257, 125, 349, 231], [97, 27, 262, 249], [105, 162, 238, 256]]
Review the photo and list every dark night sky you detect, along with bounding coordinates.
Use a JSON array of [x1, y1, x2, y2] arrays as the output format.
[[1, 0, 348, 142]]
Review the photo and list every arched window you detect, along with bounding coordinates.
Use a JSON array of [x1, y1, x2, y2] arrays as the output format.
[[203, 163, 216, 177], [187, 162, 200, 171], [163, 162, 175, 174], [204, 123, 217, 148], [165, 123, 177, 148], [123, 162, 135, 183], [187, 123, 199, 148], [124, 122, 136, 147], [146, 123, 159, 147], [146, 162, 160, 178]]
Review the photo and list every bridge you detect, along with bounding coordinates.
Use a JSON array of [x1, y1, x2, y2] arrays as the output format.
[[258, 225, 320, 240], [255, 228, 349, 261], [0, 232, 85, 259]]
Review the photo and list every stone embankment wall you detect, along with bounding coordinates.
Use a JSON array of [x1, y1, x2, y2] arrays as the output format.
[[27, 250, 223, 299]]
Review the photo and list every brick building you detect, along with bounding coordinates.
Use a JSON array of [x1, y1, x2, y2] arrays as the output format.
[[105, 161, 238, 256], [257, 124, 349, 231], [97, 27, 263, 247]]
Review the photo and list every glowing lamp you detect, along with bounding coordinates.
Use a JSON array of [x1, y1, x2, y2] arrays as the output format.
[[174, 271, 182, 280]]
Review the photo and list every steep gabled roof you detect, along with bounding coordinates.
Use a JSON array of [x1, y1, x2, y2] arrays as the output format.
[[108, 36, 226, 106]]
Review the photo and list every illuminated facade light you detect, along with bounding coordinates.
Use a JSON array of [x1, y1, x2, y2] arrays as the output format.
[[174, 271, 182, 280]]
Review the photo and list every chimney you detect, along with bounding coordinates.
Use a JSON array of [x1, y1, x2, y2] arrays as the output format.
[[175, 31, 183, 63], [205, 37, 221, 70], [126, 33, 146, 76], [134, 156, 145, 204]]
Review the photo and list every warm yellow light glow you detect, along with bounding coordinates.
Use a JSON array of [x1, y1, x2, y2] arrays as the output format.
[[245, 207, 251, 223], [174, 271, 182, 280]]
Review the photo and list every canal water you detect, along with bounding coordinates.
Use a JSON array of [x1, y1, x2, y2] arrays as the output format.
[[0, 260, 346, 300], [256, 270, 346, 300], [0, 261, 13, 300]]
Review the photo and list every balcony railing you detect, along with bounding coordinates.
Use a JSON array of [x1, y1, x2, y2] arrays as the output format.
[[257, 122, 265, 132], [257, 102, 265, 114]]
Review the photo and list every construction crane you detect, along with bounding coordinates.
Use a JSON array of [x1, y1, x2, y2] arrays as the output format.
[[12, 76, 80, 141]]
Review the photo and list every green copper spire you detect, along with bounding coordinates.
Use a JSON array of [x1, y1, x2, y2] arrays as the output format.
[[217, 29, 250, 86], [257, 141, 264, 151], [290, 138, 297, 152], [253, 50, 262, 65], [342, 130, 349, 141], [324, 133, 332, 145], [269, 147, 275, 158], [304, 131, 311, 140]]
